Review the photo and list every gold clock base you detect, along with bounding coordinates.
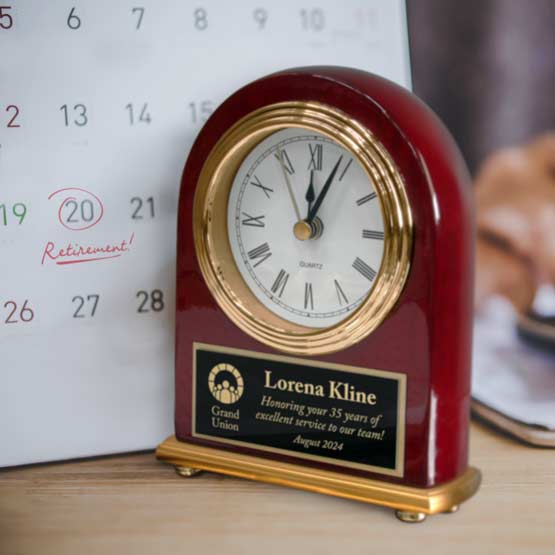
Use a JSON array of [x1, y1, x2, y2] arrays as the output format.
[[156, 436, 480, 522]]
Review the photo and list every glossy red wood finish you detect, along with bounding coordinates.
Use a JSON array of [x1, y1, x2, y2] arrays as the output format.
[[174, 67, 474, 488]]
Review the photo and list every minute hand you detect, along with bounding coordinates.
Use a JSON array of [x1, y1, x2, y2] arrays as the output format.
[[307, 155, 343, 221]]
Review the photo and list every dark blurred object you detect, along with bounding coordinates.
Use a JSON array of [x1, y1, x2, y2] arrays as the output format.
[[518, 312, 555, 353], [407, 0, 555, 174]]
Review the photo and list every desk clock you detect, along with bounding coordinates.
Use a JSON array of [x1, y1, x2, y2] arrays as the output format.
[[157, 67, 481, 522]]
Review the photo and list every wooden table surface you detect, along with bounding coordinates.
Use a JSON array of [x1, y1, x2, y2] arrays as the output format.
[[1, 421, 553, 555]]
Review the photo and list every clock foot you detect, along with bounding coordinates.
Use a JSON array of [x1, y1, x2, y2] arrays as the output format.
[[445, 504, 459, 514], [395, 510, 427, 523], [175, 465, 202, 478]]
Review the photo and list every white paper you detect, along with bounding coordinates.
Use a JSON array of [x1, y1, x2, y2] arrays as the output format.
[[0, 0, 411, 467], [472, 296, 555, 430]]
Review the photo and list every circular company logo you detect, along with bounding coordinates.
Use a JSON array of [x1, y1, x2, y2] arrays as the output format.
[[208, 363, 244, 404]]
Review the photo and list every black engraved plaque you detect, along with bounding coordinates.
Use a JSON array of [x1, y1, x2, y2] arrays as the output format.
[[192, 343, 407, 477]]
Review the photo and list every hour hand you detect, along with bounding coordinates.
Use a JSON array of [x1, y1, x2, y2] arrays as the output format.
[[308, 155, 343, 221], [305, 170, 315, 219]]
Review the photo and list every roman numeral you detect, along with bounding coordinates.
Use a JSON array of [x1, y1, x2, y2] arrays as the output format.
[[356, 192, 377, 206], [338, 158, 353, 181], [304, 282, 314, 310], [241, 212, 265, 228], [248, 242, 272, 267], [352, 257, 376, 281], [274, 148, 295, 174], [250, 175, 273, 198], [271, 269, 290, 298], [334, 279, 349, 305], [362, 229, 384, 240], [308, 143, 323, 171]]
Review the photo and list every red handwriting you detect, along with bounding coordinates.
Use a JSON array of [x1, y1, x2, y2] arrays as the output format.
[[41, 233, 135, 266]]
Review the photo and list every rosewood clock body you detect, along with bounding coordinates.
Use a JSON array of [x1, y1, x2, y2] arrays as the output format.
[[173, 67, 474, 489]]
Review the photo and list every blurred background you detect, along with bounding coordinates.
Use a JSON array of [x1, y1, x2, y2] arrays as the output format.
[[408, 0, 555, 445], [408, 0, 555, 173]]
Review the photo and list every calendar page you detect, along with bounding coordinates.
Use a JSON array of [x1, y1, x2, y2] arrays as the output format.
[[0, 0, 411, 467]]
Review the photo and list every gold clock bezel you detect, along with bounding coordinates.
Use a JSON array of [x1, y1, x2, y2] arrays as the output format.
[[193, 101, 412, 355]]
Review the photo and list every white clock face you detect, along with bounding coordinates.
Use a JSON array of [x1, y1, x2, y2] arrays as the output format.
[[227, 128, 385, 329]]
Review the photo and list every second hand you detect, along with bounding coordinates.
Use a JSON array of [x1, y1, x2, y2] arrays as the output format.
[[276, 145, 302, 223]]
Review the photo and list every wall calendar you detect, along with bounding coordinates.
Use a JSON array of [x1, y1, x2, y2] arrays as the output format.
[[0, 0, 410, 467]]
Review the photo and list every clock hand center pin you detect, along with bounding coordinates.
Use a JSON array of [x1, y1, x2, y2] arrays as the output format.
[[294, 157, 342, 241]]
